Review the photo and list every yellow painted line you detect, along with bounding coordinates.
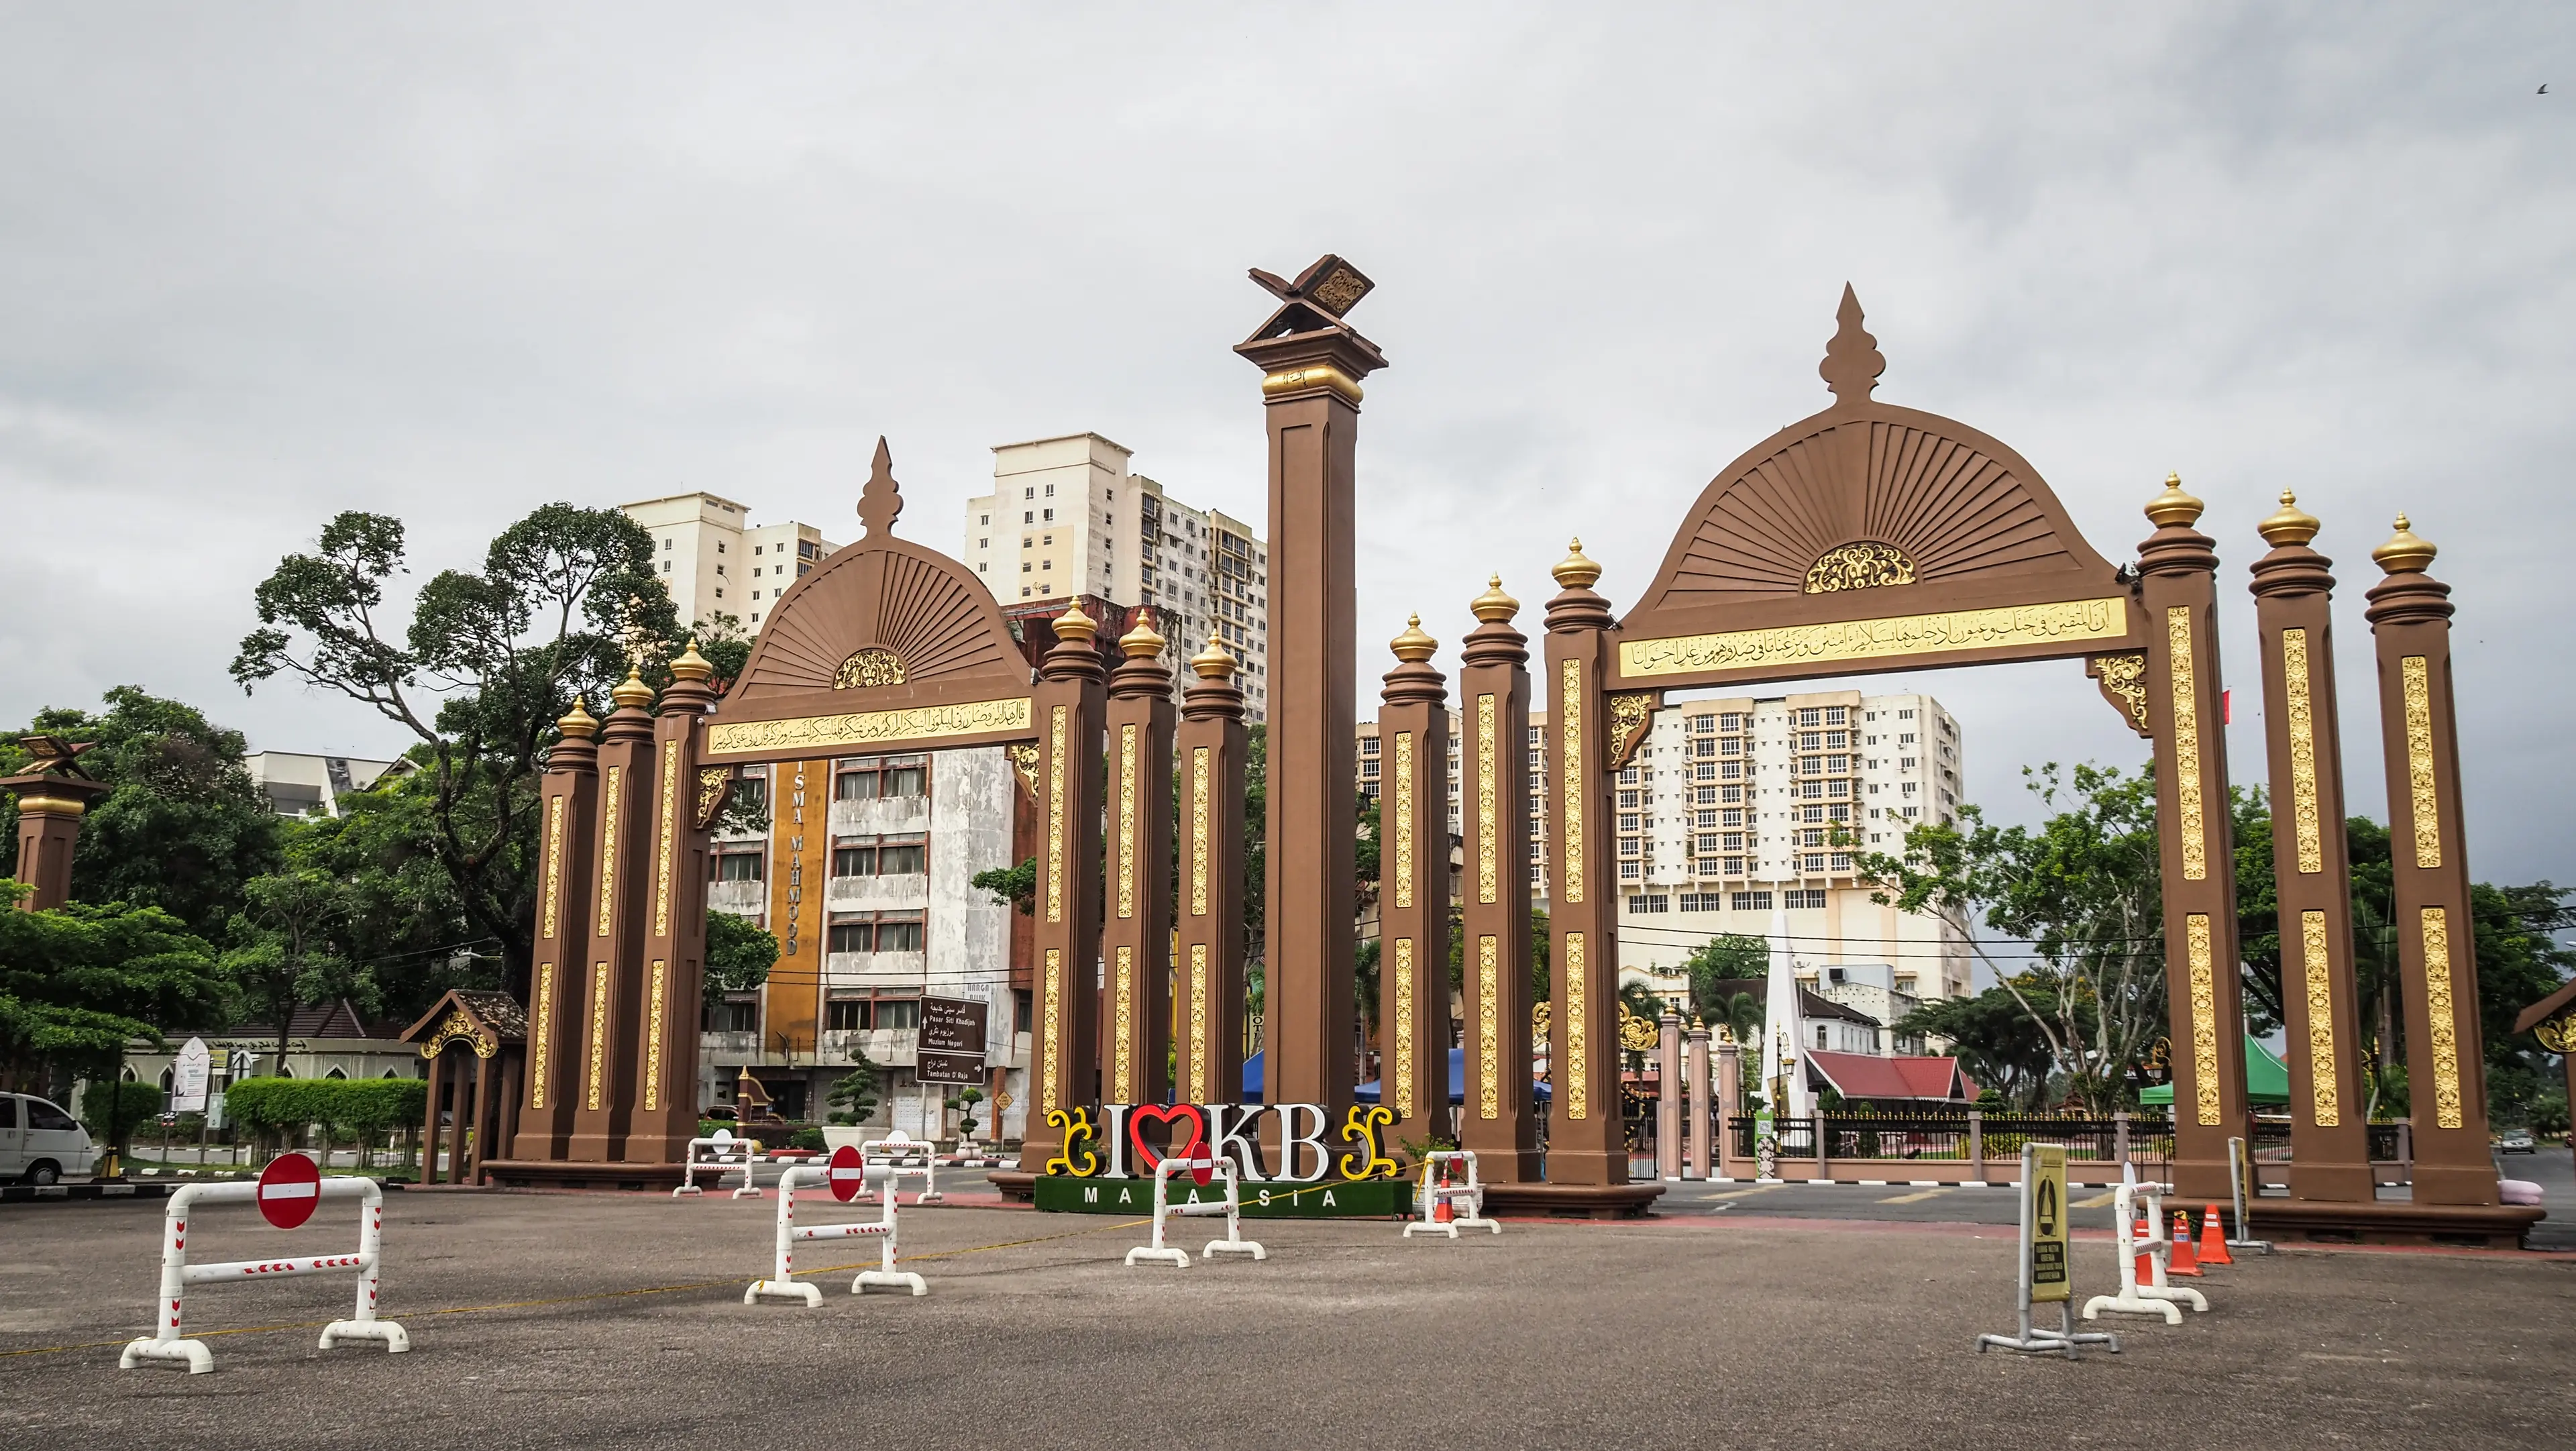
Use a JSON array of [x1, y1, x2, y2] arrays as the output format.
[[1878, 1188, 1949, 1204], [1701, 1187, 1777, 1201], [2074, 1191, 2118, 1209]]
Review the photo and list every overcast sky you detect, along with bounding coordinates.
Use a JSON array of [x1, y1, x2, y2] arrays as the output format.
[[3, 5, 2571, 886]]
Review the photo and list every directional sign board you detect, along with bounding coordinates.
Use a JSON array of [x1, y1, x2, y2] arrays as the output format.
[[2027, 1143, 2070, 1303], [170, 1036, 211, 1114], [915, 996, 988, 1085], [826, 1144, 866, 1203], [257, 1152, 323, 1230]]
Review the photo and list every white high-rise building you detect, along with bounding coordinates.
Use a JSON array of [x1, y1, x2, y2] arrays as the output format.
[[620, 492, 843, 635], [963, 433, 1271, 721]]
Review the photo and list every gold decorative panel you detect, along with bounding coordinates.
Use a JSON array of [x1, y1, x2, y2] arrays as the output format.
[[1187, 944, 1210, 1104], [1477, 935, 1499, 1120], [1803, 541, 1916, 594], [540, 793, 566, 940], [1116, 724, 1138, 920], [1477, 694, 1498, 905], [1006, 743, 1041, 798], [2090, 651, 2150, 733], [1045, 705, 1067, 924], [651, 739, 679, 938], [2420, 908, 2463, 1130], [833, 647, 908, 690], [1606, 691, 1656, 771], [596, 765, 623, 935], [529, 965, 553, 1110], [1559, 664, 1584, 904], [584, 961, 611, 1112], [2186, 914, 2220, 1126], [1189, 747, 1210, 918], [1392, 937, 1417, 1120], [704, 696, 1032, 757], [1393, 731, 1415, 910], [2281, 628, 2322, 875], [2402, 656, 2441, 869], [2167, 608, 2208, 881], [1620, 596, 2129, 678], [1112, 946, 1135, 1103], [692, 765, 732, 830], [641, 957, 668, 1112], [1040, 947, 1063, 1116], [2299, 911, 2339, 1127], [1564, 932, 1589, 1121]]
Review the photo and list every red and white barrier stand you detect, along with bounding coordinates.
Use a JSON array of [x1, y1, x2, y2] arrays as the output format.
[[2080, 1176, 2206, 1325], [674, 1132, 763, 1199], [120, 1154, 407, 1375], [743, 1146, 926, 1307], [1125, 1152, 1265, 1268], [1404, 1150, 1501, 1239], [861, 1131, 943, 1204]]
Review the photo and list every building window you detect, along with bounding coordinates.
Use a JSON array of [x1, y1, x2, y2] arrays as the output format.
[[1786, 889, 1827, 909], [710, 851, 764, 882], [837, 757, 928, 800], [1731, 890, 1773, 911]]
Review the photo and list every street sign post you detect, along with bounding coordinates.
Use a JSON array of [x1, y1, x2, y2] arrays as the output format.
[[1976, 1142, 2118, 1359], [256, 1151, 323, 1230], [915, 996, 988, 1086], [170, 1037, 211, 1114]]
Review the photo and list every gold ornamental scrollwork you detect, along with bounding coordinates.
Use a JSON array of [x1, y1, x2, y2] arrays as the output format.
[[1392, 731, 1415, 910], [1616, 1001, 1660, 1055], [2186, 913, 2220, 1126], [1006, 743, 1041, 799], [1391, 937, 1416, 1120], [1187, 944, 1211, 1104], [1044, 706, 1067, 924], [1040, 948, 1063, 1116], [418, 1010, 494, 1061], [2299, 910, 2339, 1127], [691, 765, 733, 832], [2536, 1012, 2576, 1054], [1477, 935, 1500, 1120], [1558, 663, 1584, 905], [1111, 946, 1135, 1103], [1565, 935, 1589, 1121], [528, 966, 553, 1109], [2402, 656, 2442, 869], [1621, 596, 2129, 678], [1115, 724, 1138, 920], [2166, 608, 2208, 881], [1476, 693, 1498, 906], [833, 647, 908, 690], [2086, 651, 2151, 739], [539, 794, 568, 938], [2420, 907, 2463, 1130], [1189, 746, 1210, 917], [2282, 629, 2324, 874], [1803, 541, 1917, 595], [1605, 691, 1658, 773]]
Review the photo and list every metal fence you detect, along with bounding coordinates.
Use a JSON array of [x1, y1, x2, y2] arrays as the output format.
[[1725, 1112, 2172, 1167], [2249, 1119, 2411, 1161]]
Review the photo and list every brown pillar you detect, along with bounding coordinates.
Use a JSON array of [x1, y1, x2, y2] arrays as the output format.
[[1018, 605, 1109, 1172], [467, 1052, 492, 1183], [2247, 493, 2374, 1201], [1376, 616, 1452, 1153], [420, 1050, 447, 1185], [512, 698, 599, 1161], [569, 667, 658, 1162], [2137, 475, 2250, 1201], [1656, 1010, 1682, 1181], [1684, 1023, 1712, 1180], [1544, 541, 1627, 1185], [1103, 616, 1176, 1110], [1456, 576, 1540, 1182], [1174, 637, 1249, 1109], [1237, 258, 1386, 1131], [627, 646, 718, 1165], [2364, 517, 2499, 1207], [6, 775, 105, 911], [1716, 1033, 1744, 1177]]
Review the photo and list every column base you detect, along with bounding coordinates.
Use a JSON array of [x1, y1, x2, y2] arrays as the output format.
[[1542, 1147, 1628, 1187], [2247, 1197, 2540, 1250], [2411, 1162, 2505, 1207], [2288, 1160, 2377, 1203], [1480, 1182, 1665, 1220], [2168, 1152, 2236, 1203], [480, 1159, 692, 1192]]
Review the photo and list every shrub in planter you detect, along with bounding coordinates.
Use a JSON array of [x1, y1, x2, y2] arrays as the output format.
[[788, 1126, 826, 1152]]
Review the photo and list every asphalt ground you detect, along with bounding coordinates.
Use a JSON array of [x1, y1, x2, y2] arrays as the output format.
[[4, 1188, 2572, 1450]]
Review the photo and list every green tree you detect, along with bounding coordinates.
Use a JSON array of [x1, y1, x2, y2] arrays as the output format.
[[0, 894, 225, 1092], [1892, 984, 2059, 1108], [221, 868, 368, 1068], [232, 505, 677, 998], [971, 859, 1038, 915], [826, 1053, 882, 1123], [0, 686, 283, 939], [1680, 933, 1768, 1026], [283, 769, 497, 1030], [705, 908, 779, 1006]]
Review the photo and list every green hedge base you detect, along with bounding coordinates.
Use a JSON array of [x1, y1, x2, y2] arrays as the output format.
[[1032, 1174, 1408, 1218]]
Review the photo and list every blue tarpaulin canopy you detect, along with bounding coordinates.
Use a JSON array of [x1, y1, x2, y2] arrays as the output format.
[[1242, 1049, 1551, 1106]]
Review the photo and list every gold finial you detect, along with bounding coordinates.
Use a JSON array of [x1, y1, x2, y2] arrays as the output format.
[[2144, 472, 2204, 529], [2372, 513, 2437, 575], [609, 665, 653, 711], [1118, 609, 1167, 660], [1191, 632, 1237, 680], [1470, 573, 1519, 623], [556, 695, 599, 739], [1551, 537, 1602, 590], [1051, 601, 1098, 645], [669, 639, 715, 682], [2256, 489, 2320, 548], [1389, 612, 1437, 663]]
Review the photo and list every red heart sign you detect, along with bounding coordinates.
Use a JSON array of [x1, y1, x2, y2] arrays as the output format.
[[1126, 1103, 1208, 1175]]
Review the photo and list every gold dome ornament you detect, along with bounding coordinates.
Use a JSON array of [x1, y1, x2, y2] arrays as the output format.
[[1051, 601, 1099, 645], [1191, 632, 1237, 680], [556, 696, 600, 739], [1118, 610, 1167, 659], [1470, 574, 1519, 623], [2256, 490, 2320, 548], [669, 639, 715, 682], [2372, 513, 2438, 576], [609, 665, 654, 711], [1389, 613, 1438, 663], [1550, 537, 1602, 590], [2144, 472, 2205, 529]]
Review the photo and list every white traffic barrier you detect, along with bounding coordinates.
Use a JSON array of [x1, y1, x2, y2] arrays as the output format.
[[120, 1159, 407, 1375], [674, 1132, 763, 1199], [743, 1146, 926, 1307], [2224, 1135, 2273, 1253], [861, 1130, 943, 1204], [2080, 1177, 2206, 1324], [1404, 1150, 1501, 1238], [1124, 1155, 1265, 1268]]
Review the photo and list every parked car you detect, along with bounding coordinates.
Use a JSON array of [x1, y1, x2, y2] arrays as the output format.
[[2497, 1128, 2537, 1154], [0, 1092, 101, 1184]]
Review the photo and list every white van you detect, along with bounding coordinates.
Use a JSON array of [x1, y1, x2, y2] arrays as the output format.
[[0, 1093, 99, 1185]]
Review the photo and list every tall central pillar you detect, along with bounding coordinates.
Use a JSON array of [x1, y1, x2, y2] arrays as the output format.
[[570, 667, 658, 1163], [1457, 576, 1540, 1182], [1544, 539, 1627, 1185], [512, 698, 600, 1162], [1015, 604, 1109, 1175], [1236, 256, 1387, 1127], [1102, 614, 1176, 1110]]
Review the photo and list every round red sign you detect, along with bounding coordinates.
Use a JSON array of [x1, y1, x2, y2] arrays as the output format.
[[256, 1152, 322, 1230], [826, 1144, 866, 1203]]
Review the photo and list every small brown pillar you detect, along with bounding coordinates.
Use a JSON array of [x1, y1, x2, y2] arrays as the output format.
[[467, 1051, 493, 1183], [1237, 256, 1385, 1138], [1684, 1023, 1712, 1180], [1376, 616, 1452, 1152], [1173, 636, 1248, 1109], [1715, 1032, 1744, 1176], [1543, 540, 1628, 1186], [1018, 604, 1110, 1173], [5, 769, 107, 911], [627, 646, 719, 1165], [2247, 492, 2374, 1201], [569, 667, 659, 1163], [419, 1049, 448, 1185], [2364, 517, 2500, 1207], [514, 699, 600, 1161], [1102, 615, 1175, 1110], [1656, 1010, 1683, 1181], [1456, 576, 1540, 1182], [2137, 475, 2251, 1201]]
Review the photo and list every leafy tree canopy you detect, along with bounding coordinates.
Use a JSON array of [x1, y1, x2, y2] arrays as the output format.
[[0, 894, 225, 1088], [706, 908, 779, 1007]]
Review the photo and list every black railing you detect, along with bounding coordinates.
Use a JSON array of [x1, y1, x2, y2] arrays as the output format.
[[2245, 1120, 2411, 1161], [1724, 1113, 2174, 1165]]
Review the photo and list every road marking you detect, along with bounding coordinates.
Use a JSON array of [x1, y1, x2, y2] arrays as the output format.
[[2074, 1191, 2118, 1209], [1701, 1187, 1777, 1201], [1878, 1188, 1949, 1204]]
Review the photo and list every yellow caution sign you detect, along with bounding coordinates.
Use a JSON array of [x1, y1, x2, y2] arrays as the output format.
[[2029, 1143, 2070, 1303]]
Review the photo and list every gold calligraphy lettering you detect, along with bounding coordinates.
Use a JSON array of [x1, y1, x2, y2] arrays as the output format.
[[703, 696, 1032, 756], [1620, 596, 2129, 678]]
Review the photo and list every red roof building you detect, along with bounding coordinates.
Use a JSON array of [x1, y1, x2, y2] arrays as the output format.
[[1803, 1050, 1979, 1105]]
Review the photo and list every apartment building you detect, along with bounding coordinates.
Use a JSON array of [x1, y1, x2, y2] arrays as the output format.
[[620, 492, 842, 635], [1356, 710, 1552, 908], [964, 433, 1272, 721], [243, 751, 398, 818]]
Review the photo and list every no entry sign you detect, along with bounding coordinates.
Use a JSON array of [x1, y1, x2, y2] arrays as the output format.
[[256, 1152, 322, 1230], [826, 1144, 867, 1203]]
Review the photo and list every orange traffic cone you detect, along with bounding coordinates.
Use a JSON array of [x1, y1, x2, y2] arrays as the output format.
[[2167, 1209, 2202, 1276], [2198, 1205, 2234, 1267]]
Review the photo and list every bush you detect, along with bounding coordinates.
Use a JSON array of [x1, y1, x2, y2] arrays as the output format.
[[224, 1077, 427, 1163], [788, 1126, 826, 1152], [79, 1081, 162, 1150]]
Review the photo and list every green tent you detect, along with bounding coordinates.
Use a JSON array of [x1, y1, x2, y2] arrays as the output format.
[[2139, 1036, 2292, 1106]]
